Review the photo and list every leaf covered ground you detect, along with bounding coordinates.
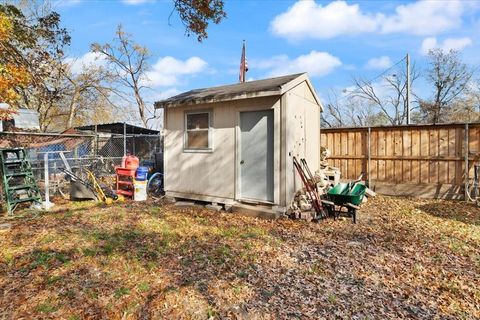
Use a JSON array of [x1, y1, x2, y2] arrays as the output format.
[[0, 196, 479, 319]]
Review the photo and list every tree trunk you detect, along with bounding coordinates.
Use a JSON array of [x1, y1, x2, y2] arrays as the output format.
[[67, 90, 80, 129], [134, 88, 147, 127]]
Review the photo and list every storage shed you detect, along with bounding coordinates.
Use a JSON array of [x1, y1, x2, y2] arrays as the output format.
[[154, 73, 323, 213]]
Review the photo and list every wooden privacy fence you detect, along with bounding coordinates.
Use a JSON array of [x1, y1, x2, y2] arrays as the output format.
[[320, 123, 480, 199]]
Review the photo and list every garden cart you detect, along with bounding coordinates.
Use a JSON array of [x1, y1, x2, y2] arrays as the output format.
[[324, 175, 367, 223]]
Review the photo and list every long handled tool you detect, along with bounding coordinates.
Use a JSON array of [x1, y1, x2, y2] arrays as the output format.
[[59, 168, 94, 192], [59, 168, 118, 204], [293, 157, 324, 218], [84, 169, 118, 204], [300, 158, 317, 191], [347, 172, 365, 194], [301, 158, 314, 181]]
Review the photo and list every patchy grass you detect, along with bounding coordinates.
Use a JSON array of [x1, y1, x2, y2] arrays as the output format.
[[36, 301, 59, 314], [0, 196, 479, 319]]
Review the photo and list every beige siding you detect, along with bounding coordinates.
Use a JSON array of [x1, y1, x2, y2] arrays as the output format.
[[284, 82, 321, 202], [165, 96, 280, 202], [164, 79, 321, 208]]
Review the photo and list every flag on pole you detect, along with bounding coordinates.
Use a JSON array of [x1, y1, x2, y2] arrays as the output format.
[[239, 40, 248, 83]]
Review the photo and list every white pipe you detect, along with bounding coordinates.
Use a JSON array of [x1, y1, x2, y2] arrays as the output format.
[[41, 152, 55, 209], [44, 152, 49, 203]]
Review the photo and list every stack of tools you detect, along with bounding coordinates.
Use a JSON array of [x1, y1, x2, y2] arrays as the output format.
[[61, 168, 120, 204], [290, 157, 332, 222]]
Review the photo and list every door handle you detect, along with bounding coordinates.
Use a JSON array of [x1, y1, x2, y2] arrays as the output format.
[[240, 160, 245, 164]]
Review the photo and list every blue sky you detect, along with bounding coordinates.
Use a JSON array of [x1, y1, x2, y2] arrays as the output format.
[[55, 0, 480, 124]]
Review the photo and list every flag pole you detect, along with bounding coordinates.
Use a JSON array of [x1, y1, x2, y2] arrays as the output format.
[[239, 40, 248, 83], [242, 40, 246, 83]]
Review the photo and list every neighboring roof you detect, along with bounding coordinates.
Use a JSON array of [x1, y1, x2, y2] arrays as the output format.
[[0, 129, 89, 149], [16, 109, 39, 115], [154, 73, 323, 109], [75, 122, 160, 135], [0, 104, 39, 114]]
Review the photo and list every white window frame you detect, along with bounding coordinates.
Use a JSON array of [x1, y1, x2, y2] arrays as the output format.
[[184, 110, 213, 152]]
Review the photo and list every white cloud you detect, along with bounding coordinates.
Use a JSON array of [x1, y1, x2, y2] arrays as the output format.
[[64, 52, 106, 74], [420, 37, 473, 55], [147, 88, 181, 102], [254, 51, 341, 78], [420, 37, 438, 55], [365, 56, 392, 70], [380, 0, 464, 35], [144, 56, 207, 87], [270, 0, 380, 40], [271, 0, 468, 41]]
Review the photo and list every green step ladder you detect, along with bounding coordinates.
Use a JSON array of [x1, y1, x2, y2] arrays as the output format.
[[0, 148, 42, 214]]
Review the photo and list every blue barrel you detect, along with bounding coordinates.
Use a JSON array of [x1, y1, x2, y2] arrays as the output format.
[[135, 166, 148, 181]]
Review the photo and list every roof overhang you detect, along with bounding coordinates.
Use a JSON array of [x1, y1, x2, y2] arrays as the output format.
[[154, 89, 283, 109], [154, 73, 324, 111]]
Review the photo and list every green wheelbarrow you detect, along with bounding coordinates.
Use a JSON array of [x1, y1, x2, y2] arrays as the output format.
[[324, 181, 367, 223]]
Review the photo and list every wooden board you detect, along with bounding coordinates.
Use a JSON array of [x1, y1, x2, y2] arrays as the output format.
[[322, 123, 478, 199]]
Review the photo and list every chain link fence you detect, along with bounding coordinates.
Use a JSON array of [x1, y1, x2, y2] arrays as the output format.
[[0, 131, 163, 199], [96, 133, 163, 165]]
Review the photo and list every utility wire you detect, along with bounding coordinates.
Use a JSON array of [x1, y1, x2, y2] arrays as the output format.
[[331, 56, 407, 103], [360, 56, 406, 86]]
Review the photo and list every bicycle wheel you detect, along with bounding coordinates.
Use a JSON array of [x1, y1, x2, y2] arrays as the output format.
[[147, 172, 163, 195]]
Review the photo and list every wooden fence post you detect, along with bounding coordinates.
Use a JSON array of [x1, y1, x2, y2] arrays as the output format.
[[367, 127, 371, 187], [465, 123, 469, 201]]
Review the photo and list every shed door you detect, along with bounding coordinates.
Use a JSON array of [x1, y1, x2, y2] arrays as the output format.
[[239, 110, 274, 202]]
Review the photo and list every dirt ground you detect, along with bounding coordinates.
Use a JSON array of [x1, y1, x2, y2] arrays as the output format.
[[0, 195, 479, 319]]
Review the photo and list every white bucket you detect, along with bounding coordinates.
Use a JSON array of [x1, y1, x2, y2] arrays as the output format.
[[134, 180, 147, 201]]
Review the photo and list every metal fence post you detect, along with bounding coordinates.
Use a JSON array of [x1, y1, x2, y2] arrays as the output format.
[[94, 124, 98, 156], [465, 123, 469, 201], [133, 135, 136, 155], [123, 122, 127, 156]]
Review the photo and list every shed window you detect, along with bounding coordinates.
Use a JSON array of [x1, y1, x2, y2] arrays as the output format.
[[185, 111, 211, 150]]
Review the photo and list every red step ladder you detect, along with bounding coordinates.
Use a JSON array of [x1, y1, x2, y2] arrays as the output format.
[[115, 167, 136, 198]]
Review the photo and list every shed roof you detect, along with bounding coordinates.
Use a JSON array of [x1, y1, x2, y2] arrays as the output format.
[[154, 73, 322, 109]]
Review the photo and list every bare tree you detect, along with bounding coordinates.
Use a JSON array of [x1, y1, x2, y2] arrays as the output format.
[[419, 49, 473, 123], [473, 80, 480, 111], [27, 58, 70, 131], [446, 79, 480, 123], [91, 25, 150, 127], [63, 62, 118, 128], [322, 89, 388, 127], [322, 91, 346, 127], [350, 63, 420, 125]]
